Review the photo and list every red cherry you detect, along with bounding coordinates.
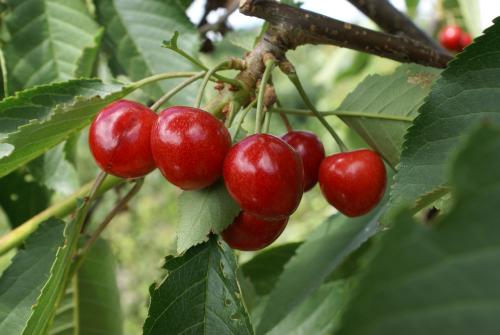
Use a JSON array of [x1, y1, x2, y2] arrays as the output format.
[[439, 25, 463, 52], [221, 211, 288, 251], [89, 99, 157, 178], [282, 131, 325, 191], [223, 134, 304, 220], [151, 106, 231, 190], [319, 149, 386, 217], [459, 32, 472, 50]]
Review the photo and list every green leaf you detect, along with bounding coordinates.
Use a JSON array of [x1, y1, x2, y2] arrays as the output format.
[[177, 181, 240, 254], [95, 0, 198, 101], [75, 28, 105, 78], [240, 243, 301, 296], [337, 123, 500, 335], [256, 211, 381, 335], [0, 170, 50, 228], [49, 238, 123, 335], [0, 219, 65, 335], [266, 281, 348, 335], [391, 19, 500, 211], [143, 236, 254, 335], [2, 0, 101, 92], [336, 64, 440, 168], [0, 79, 132, 178]]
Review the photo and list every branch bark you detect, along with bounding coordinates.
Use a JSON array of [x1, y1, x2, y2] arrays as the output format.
[[347, 0, 447, 54], [240, 0, 452, 68]]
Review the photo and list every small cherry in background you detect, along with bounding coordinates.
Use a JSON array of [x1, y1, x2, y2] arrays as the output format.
[[319, 149, 386, 217], [89, 100, 157, 178], [459, 32, 472, 50], [439, 25, 463, 52], [224, 134, 304, 220], [221, 212, 288, 251], [282, 130, 325, 191], [151, 106, 231, 190]]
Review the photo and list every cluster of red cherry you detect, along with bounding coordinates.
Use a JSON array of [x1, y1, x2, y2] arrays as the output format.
[[438, 25, 472, 52], [89, 100, 386, 251]]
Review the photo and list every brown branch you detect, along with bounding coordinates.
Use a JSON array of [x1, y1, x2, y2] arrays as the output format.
[[347, 0, 449, 55], [239, 0, 452, 68]]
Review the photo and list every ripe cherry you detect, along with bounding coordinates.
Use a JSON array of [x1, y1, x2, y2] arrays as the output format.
[[223, 134, 304, 220], [221, 212, 288, 251], [459, 32, 472, 50], [89, 99, 157, 178], [319, 149, 386, 217], [282, 130, 325, 191], [439, 25, 463, 51], [151, 106, 231, 190]]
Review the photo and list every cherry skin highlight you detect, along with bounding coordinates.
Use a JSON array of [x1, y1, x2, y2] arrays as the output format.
[[439, 25, 463, 52], [459, 32, 472, 50], [223, 134, 304, 220], [89, 99, 157, 178], [319, 149, 386, 217], [221, 212, 288, 251], [151, 106, 231, 190], [282, 130, 325, 191]]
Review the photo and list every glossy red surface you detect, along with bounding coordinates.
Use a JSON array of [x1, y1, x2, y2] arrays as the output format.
[[439, 25, 463, 51], [319, 149, 386, 217], [89, 99, 157, 178], [282, 130, 325, 191], [459, 32, 472, 50], [151, 106, 231, 190], [221, 212, 288, 251], [223, 134, 304, 219]]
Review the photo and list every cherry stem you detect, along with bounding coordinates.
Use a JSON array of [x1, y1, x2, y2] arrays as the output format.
[[163, 37, 240, 86], [285, 70, 348, 152], [232, 100, 256, 141], [255, 59, 276, 133], [263, 108, 272, 133], [276, 98, 293, 132], [75, 178, 144, 270], [195, 61, 231, 109], [225, 100, 241, 127], [132, 72, 202, 90], [151, 72, 205, 111], [0, 175, 124, 256], [271, 107, 413, 122]]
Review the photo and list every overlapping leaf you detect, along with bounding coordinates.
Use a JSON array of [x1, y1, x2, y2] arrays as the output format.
[[337, 124, 500, 335], [177, 181, 240, 254], [0, 79, 131, 178], [256, 211, 381, 335], [95, 0, 198, 102], [143, 236, 253, 335], [391, 19, 500, 209], [2, 0, 101, 92], [336, 64, 440, 168]]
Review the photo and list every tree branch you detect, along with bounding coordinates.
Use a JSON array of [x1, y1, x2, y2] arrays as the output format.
[[239, 0, 452, 68], [347, 0, 449, 55]]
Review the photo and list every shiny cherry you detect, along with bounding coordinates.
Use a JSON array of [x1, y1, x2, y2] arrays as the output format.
[[282, 130, 325, 191], [89, 99, 157, 178], [223, 134, 304, 220], [151, 106, 231, 190], [221, 211, 288, 251], [319, 149, 386, 217], [439, 25, 463, 51], [459, 32, 472, 50]]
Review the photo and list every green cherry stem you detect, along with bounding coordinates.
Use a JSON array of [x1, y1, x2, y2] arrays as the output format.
[[131, 72, 201, 90], [232, 100, 256, 141], [285, 70, 348, 152], [271, 107, 413, 122], [151, 72, 205, 111], [195, 61, 232, 109], [225, 100, 241, 127], [255, 59, 276, 133], [263, 108, 272, 133]]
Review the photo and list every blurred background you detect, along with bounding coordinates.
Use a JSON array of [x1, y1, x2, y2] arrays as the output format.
[[0, 0, 498, 333]]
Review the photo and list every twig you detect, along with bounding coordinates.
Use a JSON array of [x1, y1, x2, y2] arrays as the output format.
[[239, 0, 452, 68], [347, 0, 449, 55]]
